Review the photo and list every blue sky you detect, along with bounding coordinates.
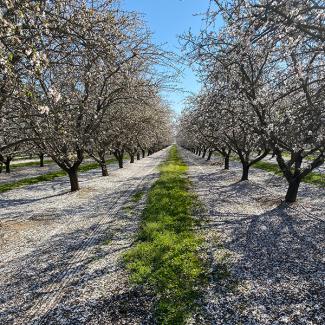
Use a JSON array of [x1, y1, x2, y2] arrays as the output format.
[[122, 0, 212, 114]]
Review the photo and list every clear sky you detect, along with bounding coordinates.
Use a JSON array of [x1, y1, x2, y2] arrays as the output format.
[[121, 0, 212, 114]]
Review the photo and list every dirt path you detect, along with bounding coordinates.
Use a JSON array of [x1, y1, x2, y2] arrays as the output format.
[[0, 149, 168, 325], [180, 147, 325, 325]]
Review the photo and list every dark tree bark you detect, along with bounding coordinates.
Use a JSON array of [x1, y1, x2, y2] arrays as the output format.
[[142, 149, 145, 158], [207, 150, 213, 161], [237, 149, 269, 181], [5, 156, 12, 173], [130, 154, 135, 163], [137, 152, 141, 160], [285, 179, 301, 203], [216, 148, 231, 170], [224, 154, 230, 170], [202, 148, 207, 158], [114, 149, 124, 169], [273, 148, 324, 203], [241, 163, 249, 181], [118, 157, 123, 168], [100, 161, 108, 176], [51, 149, 83, 192], [0, 162, 2, 173], [39, 153, 44, 167], [68, 168, 79, 192]]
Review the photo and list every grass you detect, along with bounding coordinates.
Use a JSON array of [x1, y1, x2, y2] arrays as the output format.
[[214, 152, 324, 188], [11, 159, 54, 169], [0, 157, 117, 193], [131, 191, 145, 203], [0, 170, 68, 193], [124, 145, 206, 325], [253, 160, 325, 188]]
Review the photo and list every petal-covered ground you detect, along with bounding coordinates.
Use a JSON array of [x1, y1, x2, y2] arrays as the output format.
[[181, 148, 324, 325], [0, 150, 167, 325]]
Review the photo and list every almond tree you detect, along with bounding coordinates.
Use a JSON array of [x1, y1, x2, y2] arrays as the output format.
[[180, 0, 324, 202], [15, 0, 168, 191]]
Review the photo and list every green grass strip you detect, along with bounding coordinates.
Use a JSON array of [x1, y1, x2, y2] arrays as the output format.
[[10, 159, 54, 169], [0, 158, 117, 193], [253, 160, 325, 188], [124, 145, 206, 325], [214, 152, 324, 188]]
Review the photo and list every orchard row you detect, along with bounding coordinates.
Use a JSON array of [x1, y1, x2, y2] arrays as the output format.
[[0, 0, 173, 191], [178, 0, 324, 202]]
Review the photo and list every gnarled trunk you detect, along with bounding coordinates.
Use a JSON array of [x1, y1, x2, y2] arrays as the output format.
[[241, 163, 249, 181], [100, 162, 108, 176], [142, 149, 145, 158], [137, 152, 141, 160], [285, 179, 301, 203], [114, 149, 124, 169], [5, 156, 11, 173], [118, 158, 123, 168], [39, 153, 44, 167], [68, 168, 79, 192], [224, 154, 230, 170], [202, 149, 207, 158], [130, 154, 135, 163], [207, 150, 213, 161]]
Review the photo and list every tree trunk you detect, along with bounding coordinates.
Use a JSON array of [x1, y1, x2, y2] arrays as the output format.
[[202, 149, 207, 158], [241, 163, 249, 181], [198, 150, 201, 156], [285, 179, 301, 203], [5, 157, 11, 173], [68, 168, 79, 192], [118, 156, 123, 168], [39, 153, 44, 167], [130, 154, 135, 163], [114, 150, 124, 169], [100, 162, 108, 176], [207, 150, 213, 161], [0, 163, 2, 173], [142, 149, 145, 158], [137, 152, 141, 160], [224, 154, 230, 170]]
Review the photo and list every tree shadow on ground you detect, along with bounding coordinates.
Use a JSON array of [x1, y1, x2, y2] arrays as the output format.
[[182, 149, 325, 325], [0, 171, 159, 325]]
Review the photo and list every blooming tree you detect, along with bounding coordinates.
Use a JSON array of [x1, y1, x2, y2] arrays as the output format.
[[179, 0, 325, 202]]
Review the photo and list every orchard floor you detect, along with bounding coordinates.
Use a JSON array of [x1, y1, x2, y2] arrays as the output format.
[[0, 158, 97, 185], [180, 147, 325, 325], [0, 149, 168, 325]]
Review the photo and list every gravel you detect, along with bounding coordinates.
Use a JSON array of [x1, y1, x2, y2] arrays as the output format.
[[180, 147, 325, 325], [0, 149, 168, 325]]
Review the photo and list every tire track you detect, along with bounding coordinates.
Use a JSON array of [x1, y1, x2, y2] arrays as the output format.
[[12, 149, 168, 325]]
